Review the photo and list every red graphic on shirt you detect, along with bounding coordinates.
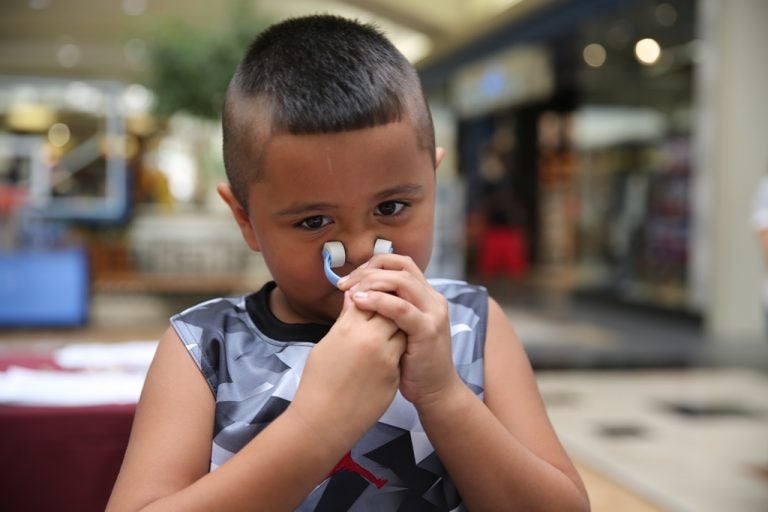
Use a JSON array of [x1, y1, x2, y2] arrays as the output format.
[[328, 452, 388, 489]]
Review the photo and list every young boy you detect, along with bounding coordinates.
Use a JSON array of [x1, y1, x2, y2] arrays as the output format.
[[108, 15, 589, 512]]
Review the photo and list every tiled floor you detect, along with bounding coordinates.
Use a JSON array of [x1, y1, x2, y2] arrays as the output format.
[[505, 294, 768, 512], [539, 369, 768, 512]]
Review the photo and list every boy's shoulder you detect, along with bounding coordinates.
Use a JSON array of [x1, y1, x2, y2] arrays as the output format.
[[171, 294, 252, 342], [428, 278, 489, 328], [172, 295, 247, 322], [428, 278, 487, 301]]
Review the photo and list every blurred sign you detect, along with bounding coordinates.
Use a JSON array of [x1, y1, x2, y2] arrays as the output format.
[[573, 106, 667, 150], [0, 247, 89, 327], [451, 45, 554, 118]]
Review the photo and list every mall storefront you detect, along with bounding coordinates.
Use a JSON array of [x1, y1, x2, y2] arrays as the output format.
[[420, 0, 699, 313]]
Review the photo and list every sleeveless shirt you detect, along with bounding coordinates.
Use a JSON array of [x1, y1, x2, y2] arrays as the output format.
[[171, 279, 488, 512]]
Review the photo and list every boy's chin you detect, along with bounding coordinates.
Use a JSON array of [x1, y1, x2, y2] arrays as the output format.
[[326, 291, 345, 321], [300, 288, 344, 325]]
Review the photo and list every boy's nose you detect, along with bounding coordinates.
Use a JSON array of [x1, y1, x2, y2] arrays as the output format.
[[342, 236, 379, 268], [322, 238, 393, 286]]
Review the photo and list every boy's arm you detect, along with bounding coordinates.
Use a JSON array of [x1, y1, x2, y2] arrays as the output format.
[[107, 327, 344, 512], [342, 258, 589, 511], [106, 327, 214, 511], [414, 298, 589, 512], [108, 293, 405, 512]]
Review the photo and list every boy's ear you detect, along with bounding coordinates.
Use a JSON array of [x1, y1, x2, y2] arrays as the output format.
[[435, 146, 446, 169], [216, 183, 261, 252]]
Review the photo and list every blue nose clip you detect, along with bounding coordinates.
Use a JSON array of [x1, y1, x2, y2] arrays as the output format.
[[322, 239, 393, 287]]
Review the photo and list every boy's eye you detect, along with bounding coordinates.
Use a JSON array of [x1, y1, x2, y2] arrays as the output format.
[[297, 215, 332, 230], [375, 201, 407, 217]]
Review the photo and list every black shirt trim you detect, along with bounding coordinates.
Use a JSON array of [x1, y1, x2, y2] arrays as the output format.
[[245, 281, 331, 343]]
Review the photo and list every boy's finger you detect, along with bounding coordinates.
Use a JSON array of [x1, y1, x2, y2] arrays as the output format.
[[340, 290, 356, 314], [340, 290, 375, 320], [388, 330, 407, 360], [349, 270, 431, 312], [367, 253, 425, 279], [337, 254, 425, 291], [367, 312, 402, 339], [351, 290, 423, 336]]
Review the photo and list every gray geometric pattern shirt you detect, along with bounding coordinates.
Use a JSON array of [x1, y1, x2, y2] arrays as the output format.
[[171, 278, 488, 512]]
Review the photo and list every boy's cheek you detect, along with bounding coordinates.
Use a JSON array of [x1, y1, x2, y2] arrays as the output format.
[[397, 242, 432, 274]]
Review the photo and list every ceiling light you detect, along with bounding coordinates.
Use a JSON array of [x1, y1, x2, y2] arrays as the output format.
[[28, 0, 52, 10], [635, 38, 661, 65], [583, 43, 607, 68], [122, 84, 154, 115], [48, 123, 71, 148], [65, 81, 103, 112], [655, 3, 678, 27], [56, 42, 82, 68], [122, 0, 147, 16], [7, 103, 56, 133]]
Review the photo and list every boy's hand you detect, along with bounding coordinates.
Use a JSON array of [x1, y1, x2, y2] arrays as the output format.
[[290, 291, 406, 453], [338, 255, 464, 411]]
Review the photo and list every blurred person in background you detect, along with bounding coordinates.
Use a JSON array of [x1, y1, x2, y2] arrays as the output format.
[[471, 131, 529, 302]]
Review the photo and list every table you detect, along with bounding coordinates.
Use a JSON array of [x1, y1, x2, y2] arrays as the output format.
[[0, 352, 136, 512]]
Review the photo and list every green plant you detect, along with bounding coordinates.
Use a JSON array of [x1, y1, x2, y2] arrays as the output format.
[[147, 3, 270, 120]]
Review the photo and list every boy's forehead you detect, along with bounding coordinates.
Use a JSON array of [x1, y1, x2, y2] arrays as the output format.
[[249, 122, 433, 206], [262, 122, 427, 171]]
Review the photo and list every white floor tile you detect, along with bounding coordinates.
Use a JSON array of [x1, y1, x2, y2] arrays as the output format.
[[537, 369, 768, 512]]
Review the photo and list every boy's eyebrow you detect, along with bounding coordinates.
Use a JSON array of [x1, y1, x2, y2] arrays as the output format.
[[274, 202, 336, 217], [274, 184, 424, 217], [374, 183, 424, 199]]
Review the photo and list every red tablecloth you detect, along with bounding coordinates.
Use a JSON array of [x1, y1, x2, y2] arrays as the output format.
[[0, 353, 136, 512]]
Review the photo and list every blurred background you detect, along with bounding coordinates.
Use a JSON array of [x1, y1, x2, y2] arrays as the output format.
[[0, 1, 766, 511]]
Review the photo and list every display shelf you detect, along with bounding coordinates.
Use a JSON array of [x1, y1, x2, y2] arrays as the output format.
[[93, 272, 267, 295]]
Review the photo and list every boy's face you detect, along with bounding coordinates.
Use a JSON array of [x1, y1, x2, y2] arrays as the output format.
[[221, 121, 441, 325]]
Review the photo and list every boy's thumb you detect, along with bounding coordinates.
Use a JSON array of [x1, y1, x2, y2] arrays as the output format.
[[341, 290, 354, 314]]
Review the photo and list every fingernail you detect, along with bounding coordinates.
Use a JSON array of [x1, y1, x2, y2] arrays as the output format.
[[354, 291, 368, 299], [337, 275, 349, 286]]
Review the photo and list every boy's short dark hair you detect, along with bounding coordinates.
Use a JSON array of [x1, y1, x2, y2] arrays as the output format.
[[222, 14, 435, 209]]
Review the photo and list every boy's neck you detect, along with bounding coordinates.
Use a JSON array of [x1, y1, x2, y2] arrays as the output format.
[[268, 285, 336, 326]]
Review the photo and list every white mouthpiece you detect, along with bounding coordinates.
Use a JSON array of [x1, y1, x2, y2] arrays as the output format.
[[373, 238, 393, 256], [322, 241, 346, 268]]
